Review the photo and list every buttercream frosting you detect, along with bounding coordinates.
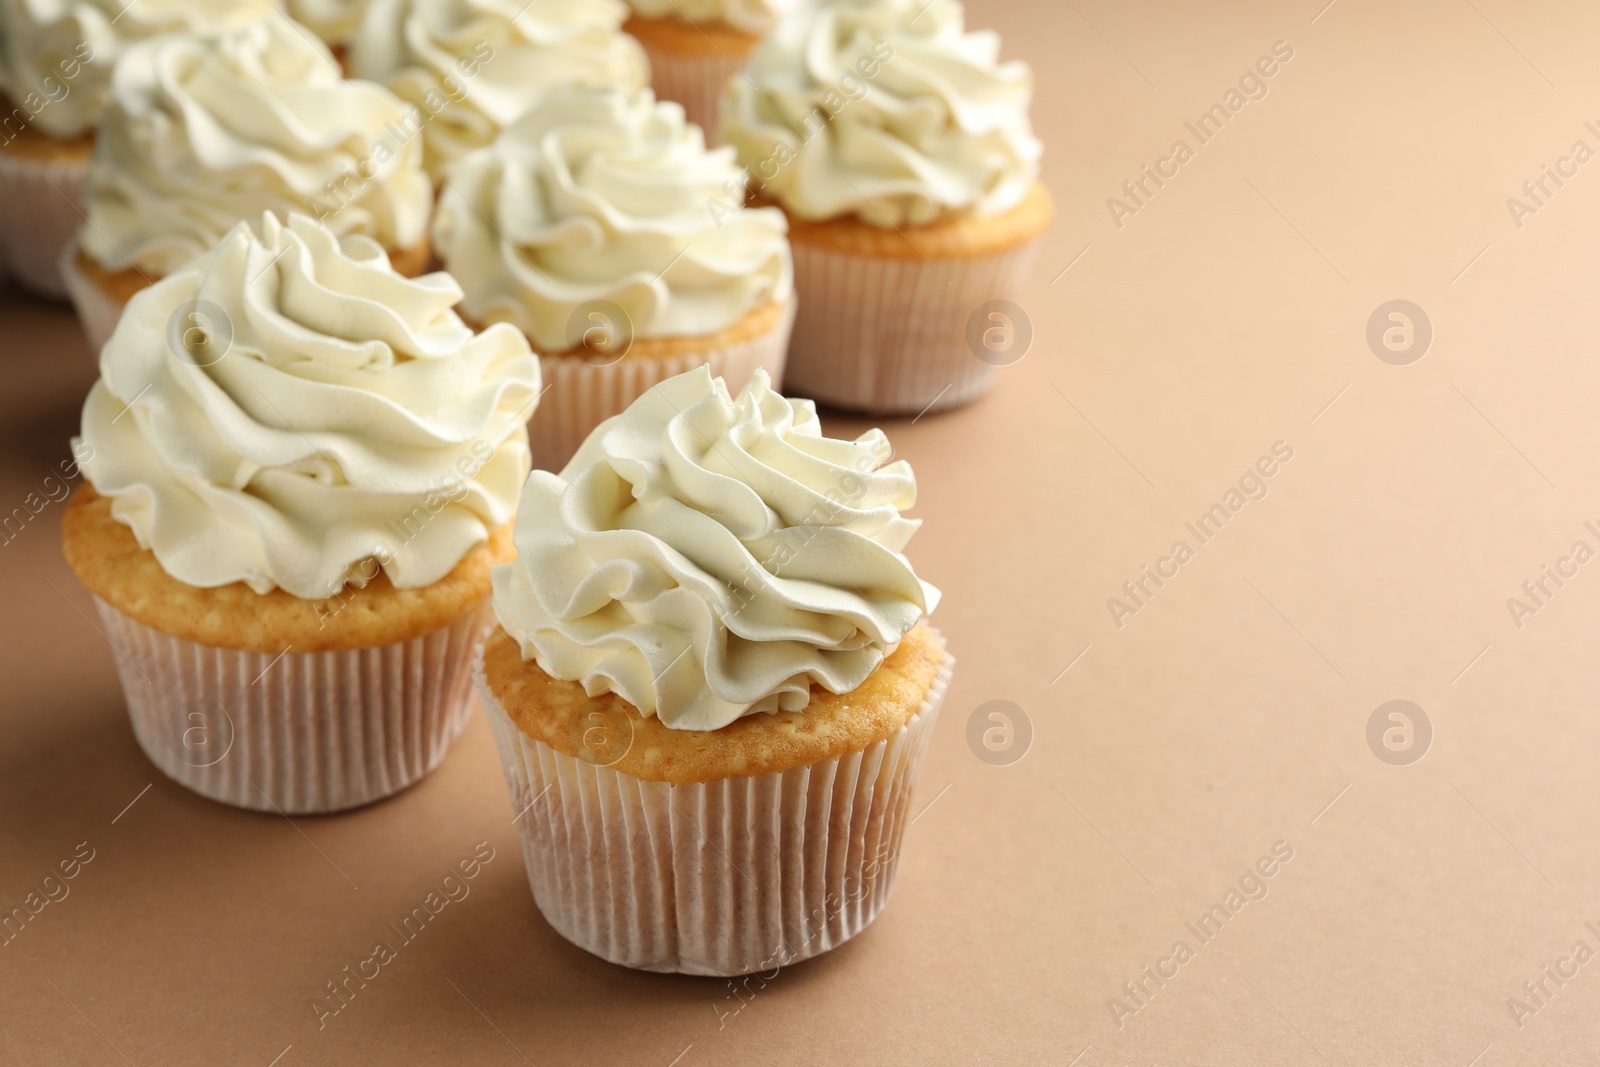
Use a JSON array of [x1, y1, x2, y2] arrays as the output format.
[[81, 15, 432, 276], [0, 0, 275, 139], [719, 0, 1041, 227], [77, 212, 541, 600], [348, 0, 649, 181], [492, 366, 939, 731], [434, 88, 791, 352]]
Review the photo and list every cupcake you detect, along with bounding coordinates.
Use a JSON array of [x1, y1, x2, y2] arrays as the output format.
[[476, 365, 948, 975], [621, 0, 797, 136], [347, 0, 649, 183], [60, 14, 434, 353], [0, 0, 274, 298], [62, 211, 541, 813], [434, 88, 793, 471], [721, 0, 1051, 414]]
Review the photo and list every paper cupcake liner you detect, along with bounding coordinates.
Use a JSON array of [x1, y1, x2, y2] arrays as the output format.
[[631, 34, 751, 140], [783, 233, 1046, 415], [94, 597, 487, 814], [531, 298, 795, 472], [59, 241, 128, 357], [0, 148, 88, 301], [476, 629, 952, 976]]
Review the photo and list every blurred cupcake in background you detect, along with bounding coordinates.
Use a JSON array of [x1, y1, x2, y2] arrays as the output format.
[[0, 0, 274, 299], [721, 0, 1050, 414], [285, 0, 375, 63], [60, 14, 433, 353], [63, 211, 540, 813], [348, 0, 648, 183], [434, 88, 792, 470], [477, 365, 948, 975], [621, 0, 798, 136]]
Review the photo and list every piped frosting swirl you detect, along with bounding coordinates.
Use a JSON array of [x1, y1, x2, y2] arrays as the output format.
[[720, 0, 1041, 227], [77, 212, 540, 599], [434, 88, 791, 351], [492, 366, 939, 731], [81, 15, 432, 276]]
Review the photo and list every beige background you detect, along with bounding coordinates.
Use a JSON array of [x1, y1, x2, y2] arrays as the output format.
[[6, 0, 1600, 1062]]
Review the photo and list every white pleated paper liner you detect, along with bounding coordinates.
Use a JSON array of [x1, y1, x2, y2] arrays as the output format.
[[59, 241, 128, 357], [476, 629, 952, 976], [94, 597, 487, 814], [0, 148, 88, 301], [530, 298, 795, 472], [631, 34, 744, 143], [782, 233, 1045, 416]]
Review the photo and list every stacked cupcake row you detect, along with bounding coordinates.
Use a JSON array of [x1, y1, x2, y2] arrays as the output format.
[[3, 0, 1049, 433]]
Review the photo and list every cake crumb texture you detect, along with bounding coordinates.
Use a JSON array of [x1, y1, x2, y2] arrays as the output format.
[[483, 622, 946, 783], [62, 486, 511, 653], [778, 180, 1054, 260]]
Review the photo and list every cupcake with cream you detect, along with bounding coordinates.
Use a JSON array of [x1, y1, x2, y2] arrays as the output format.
[[476, 365, 948, 975], [620, 0, 798, 136], [61, 14, 434, 353], [0, 0, 275, 298], [63, 211, 541, 813], [348, 0, 649, 183], [434, 87, 793, 470], [721, 0, 1052, 413]]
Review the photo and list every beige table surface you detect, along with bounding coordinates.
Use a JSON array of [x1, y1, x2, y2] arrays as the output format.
[[7, 0, 1600, 1063]]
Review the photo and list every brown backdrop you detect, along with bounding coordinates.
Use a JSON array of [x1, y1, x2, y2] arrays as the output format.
[[5, 0, 1600, 1063]]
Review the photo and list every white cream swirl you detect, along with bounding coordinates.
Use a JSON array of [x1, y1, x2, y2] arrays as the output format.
[[720, 0, 1041, 227], [434, 89, 791, 351], [77, 212, 541, 600], [0, 0, 274, 139], [80, 15, 432, 277], [286, 0, 374, 47], [623, 0, 797, 35], [492, 366, 939, 731], [348, 0, 649, 182]]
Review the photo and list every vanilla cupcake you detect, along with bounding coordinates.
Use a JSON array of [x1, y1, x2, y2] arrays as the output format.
[[435, 88, 793, 470], [62, 212, 540, 813], [621, 0, 797, 136], [476, 366, 947, 975], [721, 0, 1051, 414], [348, 0, 648, 183], [0, 0, 274, 298], [60, 15, 434, 353]]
